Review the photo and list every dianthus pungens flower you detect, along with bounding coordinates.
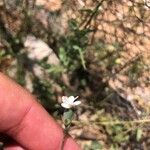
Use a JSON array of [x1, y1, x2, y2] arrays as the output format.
[[61, 96, 81, 109]]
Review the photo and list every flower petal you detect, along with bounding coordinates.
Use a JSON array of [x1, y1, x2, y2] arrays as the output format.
[[74, 96, 79, 100], [61, 103, 71, 109], [73, 101, 81, 106], [68, 96, 76, 104], [62, 96, 68, 103]]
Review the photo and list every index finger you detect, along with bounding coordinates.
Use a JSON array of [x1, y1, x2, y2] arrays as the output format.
[[0, 73, 80, 150]]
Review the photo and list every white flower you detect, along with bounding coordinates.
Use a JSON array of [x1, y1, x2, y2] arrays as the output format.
[[61, 96, 81, 109]]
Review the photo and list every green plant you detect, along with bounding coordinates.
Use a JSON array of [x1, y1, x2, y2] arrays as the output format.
[[59, 19, 93, 71], [84, 141, 103, 150]]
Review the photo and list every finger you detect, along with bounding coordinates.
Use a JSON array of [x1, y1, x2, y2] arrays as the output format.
[[4, 142, 25, 150], [0, 73, 80, 150], [4, 146, 24, 150]]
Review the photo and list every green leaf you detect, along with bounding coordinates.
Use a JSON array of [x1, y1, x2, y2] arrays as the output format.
[[79, 8, 93, 13], [73, 45, 86, 70], [68, 19, 78, 30], [91, 141, 102, 150], [136, 128, 143, 142], [0, 50, 5, 58], [63, 109, 74, 126], [110, 144, 118, 150], [59, 47, 69, 66], [113, 134, 129, 143]]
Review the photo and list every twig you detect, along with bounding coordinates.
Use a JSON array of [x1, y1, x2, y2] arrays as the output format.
[[83, 0, 105, 29]]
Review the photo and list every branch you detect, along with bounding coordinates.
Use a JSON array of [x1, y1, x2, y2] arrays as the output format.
[[83, 0, 105, 29]]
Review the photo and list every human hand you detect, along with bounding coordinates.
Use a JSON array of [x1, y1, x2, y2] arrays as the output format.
[[0, 73, 80, 150]]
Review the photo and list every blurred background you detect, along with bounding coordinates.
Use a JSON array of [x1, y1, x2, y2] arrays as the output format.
[[0, 0, 150, 149]]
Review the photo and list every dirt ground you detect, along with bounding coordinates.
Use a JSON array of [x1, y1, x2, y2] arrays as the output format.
[[0, 0, 150, 149]]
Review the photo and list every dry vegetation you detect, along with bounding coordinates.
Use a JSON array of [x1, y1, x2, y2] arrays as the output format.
[[0, 0, 150, 149]]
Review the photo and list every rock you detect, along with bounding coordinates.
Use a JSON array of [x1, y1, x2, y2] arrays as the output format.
[[24, 35, 60, 65]]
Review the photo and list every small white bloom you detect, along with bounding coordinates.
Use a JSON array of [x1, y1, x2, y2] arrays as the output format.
[[61, 96, 81, 109]]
